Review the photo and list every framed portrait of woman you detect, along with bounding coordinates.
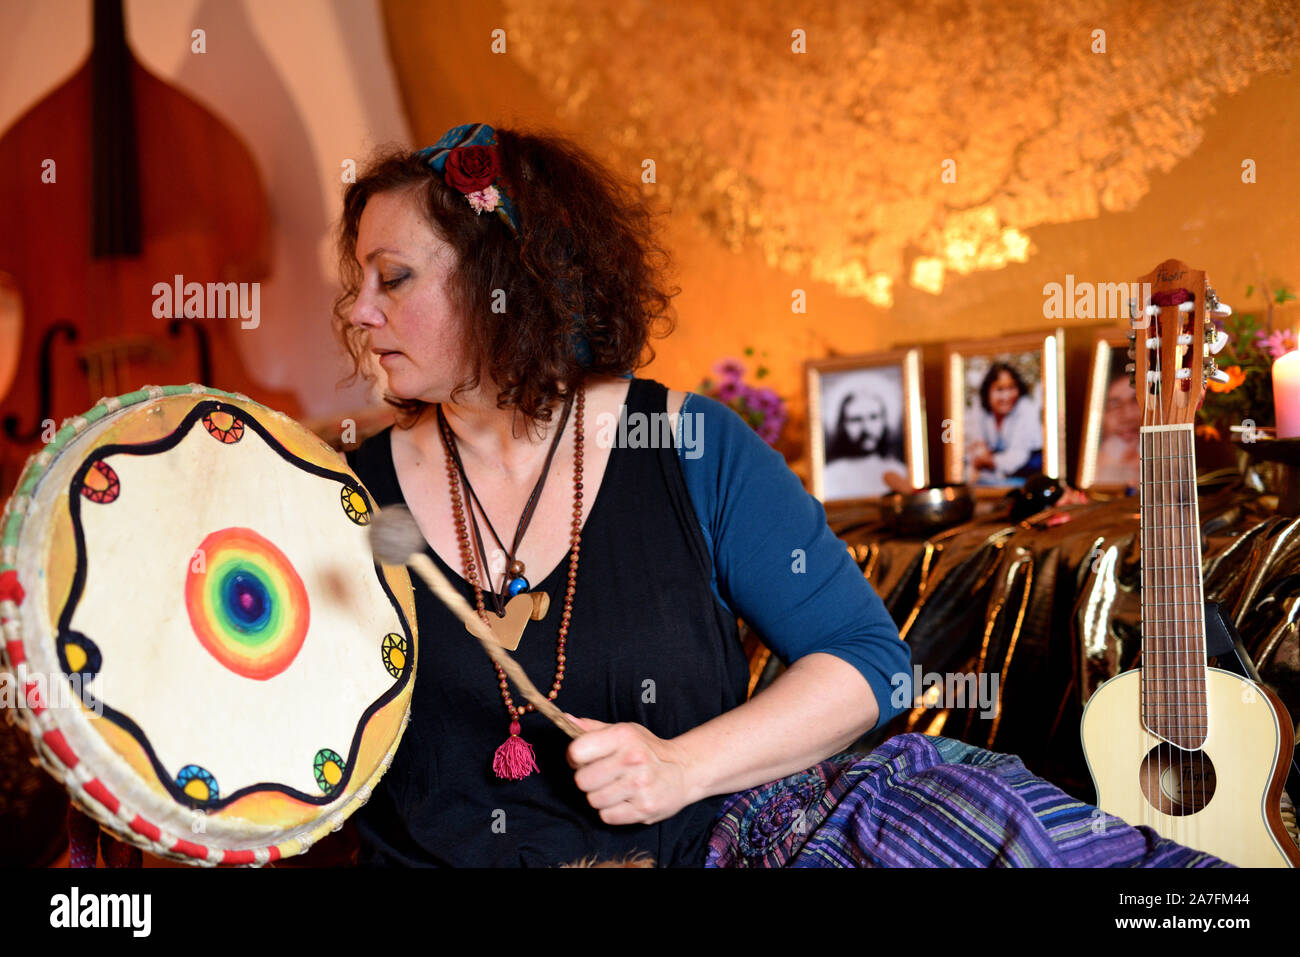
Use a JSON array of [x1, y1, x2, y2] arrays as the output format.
[[1077, 329, 1140, 491], [943, 330, 1065, 491], [806, 349, 928, 504]]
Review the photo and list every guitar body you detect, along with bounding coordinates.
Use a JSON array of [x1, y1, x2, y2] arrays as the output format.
[[1082, 666, 1299, 866]]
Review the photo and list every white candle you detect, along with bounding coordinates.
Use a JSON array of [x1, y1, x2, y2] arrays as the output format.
[[1274, 349, 1300, 439]]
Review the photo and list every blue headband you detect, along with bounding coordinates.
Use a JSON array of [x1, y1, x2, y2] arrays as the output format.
[[417, 122, 594, 369], [416, 123, 521, 235]]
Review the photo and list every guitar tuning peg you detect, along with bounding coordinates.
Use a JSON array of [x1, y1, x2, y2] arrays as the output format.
[[1126, 328, 1137, 341], [1209, 330, 1229, 354], [1125, 361, 1136, 376], [1127, 345, 1136, 360], [1208, 367, 1231, 385], [1206, 286, 1230, 316]]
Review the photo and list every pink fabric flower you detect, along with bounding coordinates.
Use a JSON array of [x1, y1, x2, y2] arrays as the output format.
[[466, 186, 501, 214]]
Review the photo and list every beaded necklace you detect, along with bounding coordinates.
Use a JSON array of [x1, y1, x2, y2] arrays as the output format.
[[435, 384, 585, 779]]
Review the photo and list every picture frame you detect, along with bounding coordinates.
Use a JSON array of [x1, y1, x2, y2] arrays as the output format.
[[943, 329, 1065, 492], [805, 348, 928, 505], [1077, 329, 1140, 491]]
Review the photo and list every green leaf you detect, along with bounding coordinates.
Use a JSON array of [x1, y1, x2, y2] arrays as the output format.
[[1276, 288, 1297, 304], [1245, 284, 1254, 298], [743, 346, 754, 356], [756, 366, 769, 378]]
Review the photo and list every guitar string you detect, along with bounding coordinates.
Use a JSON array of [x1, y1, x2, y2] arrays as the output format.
[[1169, 310, 1185, 849], [1159, 301, 1185, 847], [1142, 296, 1152, 834], [1138, 295, 1149, 832], [1174, 299, 1203, 848], [1165, 302, 1185, 849], [1154, 302, 1165, 840], [1188, 299, 1209, 844], [1138, 293, 1152, 836]]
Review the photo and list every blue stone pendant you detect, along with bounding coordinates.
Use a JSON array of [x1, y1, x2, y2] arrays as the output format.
[[506, 576, 530, 597]]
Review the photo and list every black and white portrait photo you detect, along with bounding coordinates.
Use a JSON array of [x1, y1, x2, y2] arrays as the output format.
[[807, 350, 926, 502]]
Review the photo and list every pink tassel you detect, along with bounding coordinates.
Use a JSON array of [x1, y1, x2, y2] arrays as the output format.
[[493, 720, 538, 780]]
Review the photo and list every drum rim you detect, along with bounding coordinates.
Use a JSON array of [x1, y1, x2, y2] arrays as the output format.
[[1, 384, 415, 866]]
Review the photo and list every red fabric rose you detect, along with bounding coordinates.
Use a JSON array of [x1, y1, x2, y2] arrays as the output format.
[[443, 145, 500, 193]]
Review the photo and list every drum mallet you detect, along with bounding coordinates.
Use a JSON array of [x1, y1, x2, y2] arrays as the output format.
[[369, 505, 584, 739]]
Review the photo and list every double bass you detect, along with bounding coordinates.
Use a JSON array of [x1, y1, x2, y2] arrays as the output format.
[[0, 0, 301, 493]]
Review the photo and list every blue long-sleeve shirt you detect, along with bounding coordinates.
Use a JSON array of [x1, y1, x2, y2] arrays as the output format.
[[672, 390, 912, 731]]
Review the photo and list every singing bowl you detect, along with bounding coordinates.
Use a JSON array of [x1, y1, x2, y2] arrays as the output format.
[[884, 485, 975, 536]]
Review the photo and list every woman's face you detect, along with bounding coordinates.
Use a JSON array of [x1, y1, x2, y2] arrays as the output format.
[[988, 370, 1021, 417], [348, 187, 472, 402]]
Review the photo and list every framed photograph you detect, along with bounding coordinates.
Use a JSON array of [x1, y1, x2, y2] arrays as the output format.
[[943, 330, 1065, 490], [806, 349, 928, 504], [1077, 330, 1140, 490]]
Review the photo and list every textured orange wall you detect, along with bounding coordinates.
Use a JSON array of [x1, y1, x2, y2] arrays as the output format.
[[381, 0, 1300, 481]]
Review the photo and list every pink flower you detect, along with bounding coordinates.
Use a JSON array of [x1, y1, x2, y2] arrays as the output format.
[[466, 186, 501, 214], [1256, 328, 1298, 361], [716, 380, 740, 402]]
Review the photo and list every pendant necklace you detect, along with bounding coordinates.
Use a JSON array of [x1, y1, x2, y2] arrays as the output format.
[[435, 384, 585, 778]]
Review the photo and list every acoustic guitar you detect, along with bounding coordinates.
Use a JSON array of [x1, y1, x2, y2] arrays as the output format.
[[1080, 258, 1300, 867]]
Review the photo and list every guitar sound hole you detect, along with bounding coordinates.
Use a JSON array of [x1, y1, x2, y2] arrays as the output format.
[[1139, 743, 1216, 816]]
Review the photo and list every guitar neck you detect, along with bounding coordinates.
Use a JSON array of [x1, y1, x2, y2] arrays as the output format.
[[1139, 423, 1208, 749]]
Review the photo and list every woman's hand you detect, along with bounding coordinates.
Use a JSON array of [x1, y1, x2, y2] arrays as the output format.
[[564, 715, 695, 826], [968, 440, 994, 471]]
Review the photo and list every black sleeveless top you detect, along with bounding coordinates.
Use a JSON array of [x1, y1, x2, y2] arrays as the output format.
[[345, 377, 751, 866]]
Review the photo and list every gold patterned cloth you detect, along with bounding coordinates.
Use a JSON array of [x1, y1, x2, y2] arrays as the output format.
[[820, 483, 1300, 798]]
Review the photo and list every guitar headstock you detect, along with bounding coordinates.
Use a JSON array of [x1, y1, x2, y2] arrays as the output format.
[[1127, 259, 1231, 426]]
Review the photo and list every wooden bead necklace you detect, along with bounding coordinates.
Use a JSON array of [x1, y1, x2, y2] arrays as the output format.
[[436, 383, 585, 779]]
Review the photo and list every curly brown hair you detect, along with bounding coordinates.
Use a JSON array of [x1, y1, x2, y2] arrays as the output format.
[[332, 126, 679, 433]]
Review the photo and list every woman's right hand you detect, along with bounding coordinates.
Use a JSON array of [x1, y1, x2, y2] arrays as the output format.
[[968, 440, 994, 471]]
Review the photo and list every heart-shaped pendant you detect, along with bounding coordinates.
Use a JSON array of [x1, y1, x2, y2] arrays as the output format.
[[478, 590, 550, 651]]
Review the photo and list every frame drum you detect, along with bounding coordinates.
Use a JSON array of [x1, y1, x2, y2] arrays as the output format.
[[0, 385, 416, 865]]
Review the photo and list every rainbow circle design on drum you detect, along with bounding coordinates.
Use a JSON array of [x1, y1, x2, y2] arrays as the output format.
[[0, 385, 418, 865], [185, 527, 310, 680]]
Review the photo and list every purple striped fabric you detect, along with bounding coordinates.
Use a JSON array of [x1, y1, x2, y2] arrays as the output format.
[[705, 733, 1231, 868]]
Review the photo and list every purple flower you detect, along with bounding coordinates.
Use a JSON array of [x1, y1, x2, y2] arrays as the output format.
[[716, 380, 741, 402], [758, 416, 785, 446], [758, 388, 786, 416], [712, 358, 746, 382]]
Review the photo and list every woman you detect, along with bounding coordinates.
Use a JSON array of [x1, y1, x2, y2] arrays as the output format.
[[332, 123, 1225, 868], [965, 361, 1043, 485]]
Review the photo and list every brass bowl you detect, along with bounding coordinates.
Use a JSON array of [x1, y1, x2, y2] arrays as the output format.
[[884, 485, 975, 536]]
